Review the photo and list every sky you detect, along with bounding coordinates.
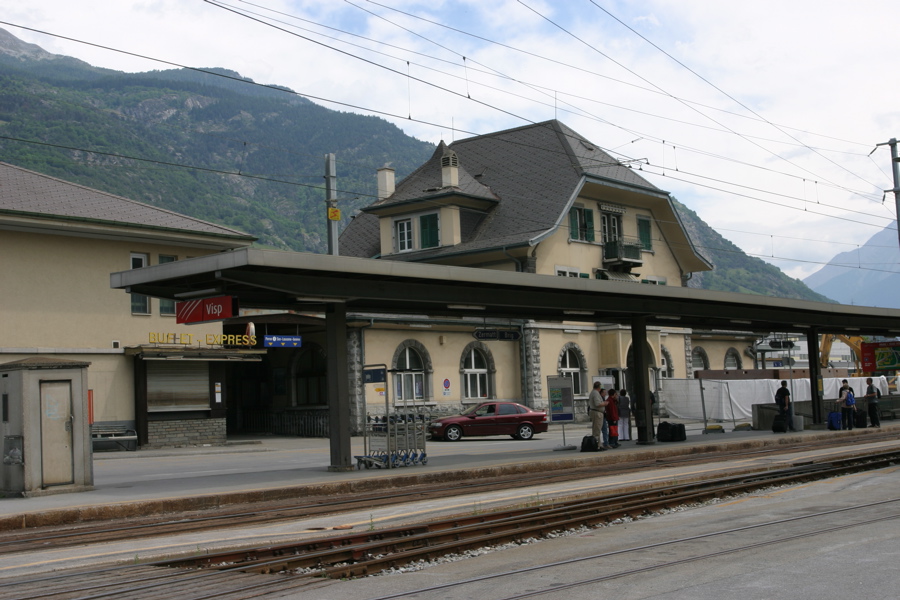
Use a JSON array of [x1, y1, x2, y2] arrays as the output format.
[[3, 0, 900, 281]]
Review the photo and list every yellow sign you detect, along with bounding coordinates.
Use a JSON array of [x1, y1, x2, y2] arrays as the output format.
[[328, 207, 341, 221]]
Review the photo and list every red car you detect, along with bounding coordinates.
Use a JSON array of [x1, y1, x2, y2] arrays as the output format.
[[428, 402, 548, 441]]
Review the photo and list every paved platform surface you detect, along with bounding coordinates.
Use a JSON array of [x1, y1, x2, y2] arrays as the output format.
[[2, 420, 896, 526], [1, 421, 898, 581]]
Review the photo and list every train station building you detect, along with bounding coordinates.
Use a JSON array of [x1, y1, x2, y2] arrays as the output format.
[[5, 121, 900, 464]]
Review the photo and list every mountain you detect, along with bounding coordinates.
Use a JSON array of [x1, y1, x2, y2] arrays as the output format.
[[0, 28, 434, 252], [804, 225, 900, 308], [0, 29, 833, 302], [675, 200, 834, 302]]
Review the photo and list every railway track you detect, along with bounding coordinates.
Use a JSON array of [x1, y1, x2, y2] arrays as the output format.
[[0, 431, 895, 557], [2, 448, 897, 600]]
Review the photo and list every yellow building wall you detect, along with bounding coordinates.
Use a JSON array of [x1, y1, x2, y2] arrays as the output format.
[[0, 229, 227, 423], [360, 327, 522, 410]]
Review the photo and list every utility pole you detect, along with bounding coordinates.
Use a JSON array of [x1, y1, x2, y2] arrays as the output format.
[[874, 138, 900, 248], [325, 153, 340, 256]]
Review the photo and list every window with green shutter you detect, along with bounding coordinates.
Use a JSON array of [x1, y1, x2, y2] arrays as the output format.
[[637, 216, 652, 250], [419, 213, 439, 248], [568, 207, 595, 241]]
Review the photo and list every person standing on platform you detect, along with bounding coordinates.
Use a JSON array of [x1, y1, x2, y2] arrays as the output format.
[[606, 389, 620, 448], [864, 377, 881, 428], [774, 380, 796, 432], [839, 379, 855, 431], [617, 389, 632, 442], [588, 382, 608, 450]]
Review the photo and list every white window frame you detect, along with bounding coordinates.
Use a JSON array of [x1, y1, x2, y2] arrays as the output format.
[[560, 348, 583, 395], [600, 212, 621, 243], [130, 252, 150, 315], [395, 218, 413, 252], [463, 348, 489, 399]]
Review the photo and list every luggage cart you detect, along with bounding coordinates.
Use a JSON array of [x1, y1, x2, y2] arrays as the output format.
[[355, 365, 429, 469], [356, 412, 429, 469]]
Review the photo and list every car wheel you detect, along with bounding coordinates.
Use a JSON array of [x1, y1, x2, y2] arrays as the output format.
[[516, 424, 535, 440], [444, 425, 463, 442]]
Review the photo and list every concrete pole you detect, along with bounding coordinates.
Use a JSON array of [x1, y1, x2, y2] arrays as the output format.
[[875, 139, 900, 249], [325, 153, 339, 256]]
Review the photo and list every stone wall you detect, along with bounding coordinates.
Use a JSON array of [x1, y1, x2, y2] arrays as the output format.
[[147, 418, 226, 448]]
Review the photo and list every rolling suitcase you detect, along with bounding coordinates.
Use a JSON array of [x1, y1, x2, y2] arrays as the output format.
[[580, 435, 599, 452], [672, 423, 687, 441], [854, 409, 867, 429], [772, 414, 788, 433], [827, 411, 842, 431], [657, 421, 673, 442]]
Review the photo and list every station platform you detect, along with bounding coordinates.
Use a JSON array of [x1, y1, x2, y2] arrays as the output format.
[[1, 420, 897, 531]]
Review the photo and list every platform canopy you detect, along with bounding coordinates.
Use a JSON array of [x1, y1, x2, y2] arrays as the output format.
[[112, 248, 900, 336]]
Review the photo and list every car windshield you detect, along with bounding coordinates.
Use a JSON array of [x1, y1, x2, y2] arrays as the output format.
[[460, 404, 489, 416]]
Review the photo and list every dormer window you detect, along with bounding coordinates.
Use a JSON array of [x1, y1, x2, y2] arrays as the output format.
[[394, 212, 440, 252]]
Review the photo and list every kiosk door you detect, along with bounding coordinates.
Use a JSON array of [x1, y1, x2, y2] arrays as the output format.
[[40, 380, 74, 487]]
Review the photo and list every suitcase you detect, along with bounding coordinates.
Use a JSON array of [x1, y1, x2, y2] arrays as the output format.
[[854, 409, 867, 429], [657, 422, 686, 442], [657, 421, 673, 442], [772, 414, 788, 433], [580, 435, 599, 452], [827, 411, 842, 431]]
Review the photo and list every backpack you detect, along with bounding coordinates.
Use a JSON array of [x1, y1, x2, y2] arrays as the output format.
[[580, 435, 599, 452], [845, 390, 855, 406], [876, 387, 882, 399]]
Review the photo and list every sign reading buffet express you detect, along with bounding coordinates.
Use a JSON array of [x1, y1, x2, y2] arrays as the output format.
[[176, 295, 238, 324]]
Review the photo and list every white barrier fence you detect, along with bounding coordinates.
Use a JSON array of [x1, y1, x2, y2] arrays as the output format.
[[659, 376, 887, 428]]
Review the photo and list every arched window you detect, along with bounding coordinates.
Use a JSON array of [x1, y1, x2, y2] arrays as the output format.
[[660, 346, 675, 378], [691, 347, 710, 371], [292, 344, 327, 406], [724, 347, 742, 370], [559, 344, 585, 395], [462, 347, 489, 399], [394, 346, 424, 402]]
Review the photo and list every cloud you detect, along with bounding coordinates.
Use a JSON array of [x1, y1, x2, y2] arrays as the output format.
[[6, 0, 900, 282]]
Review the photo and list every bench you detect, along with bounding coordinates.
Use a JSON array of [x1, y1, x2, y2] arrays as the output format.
[[91, 425, 138, 451]]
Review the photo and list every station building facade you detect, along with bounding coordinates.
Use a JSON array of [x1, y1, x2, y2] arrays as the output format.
[[337, 120, 722, 423], [0, 161, 258, 447]]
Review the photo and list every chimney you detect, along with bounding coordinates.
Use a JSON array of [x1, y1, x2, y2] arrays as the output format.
[[376, 166, 395, 200], [441, 148, 459, 188]]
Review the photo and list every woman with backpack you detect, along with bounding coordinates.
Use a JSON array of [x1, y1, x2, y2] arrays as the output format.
[[839, 379, 856, 430]]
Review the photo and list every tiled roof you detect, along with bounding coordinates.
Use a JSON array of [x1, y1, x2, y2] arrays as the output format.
[[340, 120, 662, 260], [0, 161, 255, 240]]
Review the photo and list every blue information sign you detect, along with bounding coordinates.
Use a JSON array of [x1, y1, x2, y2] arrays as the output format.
[[264, 335, 303, 348], [364, 368, 387, 384]]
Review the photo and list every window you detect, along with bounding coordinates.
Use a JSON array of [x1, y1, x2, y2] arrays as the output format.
[[691, 347, 709, 371], [463, 348, 489, 399], [147, 361, 209, 410], [600, 212, 621, 243], [396, 219, 413, 252], [419, 213, 439, 249], [130, 253, 150, 314], [395, 347, 425, 402], [637, 216, 652, 250], [560, 347, 583, 395], [556, 266, 587, 278], [568, 206, 594, 241], [641, 276, 667, 285], [724, 348, 742, 369], [395, 213, 440, 252], [158, 255, 177, 315]]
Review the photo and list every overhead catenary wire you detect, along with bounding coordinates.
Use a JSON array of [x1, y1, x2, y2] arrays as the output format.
[[1, 16, 896, 276]]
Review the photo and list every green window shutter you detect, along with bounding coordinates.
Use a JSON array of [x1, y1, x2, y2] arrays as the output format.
[[569, 208, 579, 240], [638, 217, 652, 250], [579, 273, 589, 278], [420, 213, 439, 248], [583, 209, 594, 242]]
